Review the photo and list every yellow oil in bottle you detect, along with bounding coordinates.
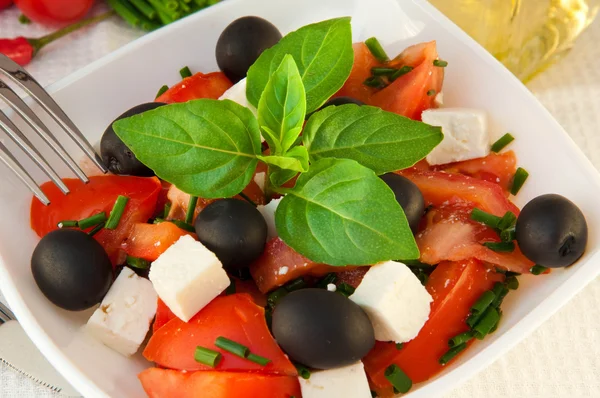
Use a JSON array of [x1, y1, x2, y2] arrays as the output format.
[[429, 0, 600, 81]]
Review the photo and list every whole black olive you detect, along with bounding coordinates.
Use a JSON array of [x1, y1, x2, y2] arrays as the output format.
[[216, 16, 282, 83], [272, 289, 375, 369], [195, 199, 267, 270], [380, 173, 425, 233], [100, 102, 166, 176], [31, 229, 113, 311], [515, 194, 587, 268]]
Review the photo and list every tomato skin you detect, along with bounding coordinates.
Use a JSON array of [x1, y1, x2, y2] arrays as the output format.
[[143, 294, 297, 376], [0, 0, 12, 10], [364, 260, 503, 396], [153, 298, 177, 333], [335, 43, 381, 103], [30, 176, 161, 265], [139, 368, 301, 398], [155, 72, 233, 103], [124, 222, 194, 262], [14, 0, 94, 26]]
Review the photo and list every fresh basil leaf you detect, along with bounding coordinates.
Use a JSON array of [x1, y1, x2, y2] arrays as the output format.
[[258, 54, 306, 154], [258, 146, 309, 173], [303, 104, 443, 174], [113, 99, 261, 199], [270, 168, 298, 187], [247, 17, 353, 113], [275, 158, 419, 265]]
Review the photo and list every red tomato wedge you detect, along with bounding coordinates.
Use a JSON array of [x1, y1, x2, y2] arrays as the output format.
[[156, 72, 233, 103], [233, 278, 268, 307], [139, 368, 301, 398], [250, 237, 348, 293], [336, 267, 370, 289], [143, 294, 297, 376], [434, 151, 517, 194], [335, 43, 381, 104], [364, 260, 503, 396], [124, 222, 195, 262], [153, 299, 177, 333], [30, 176, 161, 265]]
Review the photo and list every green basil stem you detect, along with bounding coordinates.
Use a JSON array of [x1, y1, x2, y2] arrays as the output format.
[[439, 343, 467, 365], [491, 133, 515, 153], [215, 337, 249, 358], [126, 256, 151, 270], [483, 241, 515, 252], [186, 196, 198, 224], [129, 0, 157, 19], [470, 290, 495, 315], [511, 167, 529, 195], [384, 364, 412, 394], [88, 222, 106, 237], [390, 66, 413, 81], [530, 265, 549, 275], [448, 331, 474, 347], [180, 66, 193, 79], [155, 85, 169, 98], [105, 196, 130, 230], [238, 192, 257, 207], [194, 346, 222, 367], [365, 37, 390, 62], [295, 363, 311, 379], [57, 220, 78, 228], [470, 208, 501, 229], [473, 307, 500, 339], [78, 212, 108, 230], [247, 353, 271, 366]]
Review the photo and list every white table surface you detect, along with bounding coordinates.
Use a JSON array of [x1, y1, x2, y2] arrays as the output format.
[[1, 3, 600, 398]]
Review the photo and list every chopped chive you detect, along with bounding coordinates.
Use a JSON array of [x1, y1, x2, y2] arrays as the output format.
[[363, 76, 386, 88], [105, 196, 130, 230], [171, 219, 196, 233], [497, 211, 517, 230], [267, 287, 288, 307], [285, 278, 307, 292], [371, 67, 397, 76], [129, 0, 157, 19], [395, 343, 404, 350], [126, 256, 151, 270], [384, 364, 412, 394], [489, 311, 502, 334], [505, 276, 519, 290], [225, 279, 236, 295], [491, 133, 515, 153], [78, 212, 108, 230], [371, 391, 378, 398], [295, 363, 311, 379], [365, 37, 389, 62], [390, 66, 413, 81], [439, 343, 467, 365], [186, 196, 198, 224], [247, 353, 271, 366], [472, 307, 500, 339], [155, 85, 169, 99], [505, 271, 522, 277], [433, 59, 448, 67], [471, 290, 495, 315], [163, 202, 172, 219], [427, 89, 436, 96], [466, 311, 483, 329], [500, 227, 516, 242], [337, 282, 356, 297], [491, 284, 509, 308], [316, 273, 337, 289], [510, 167, 529, 195], [18, 14, 31, 24], [530, 265, 549, 275], [194, 346, 222, 367], [483, 241, 515, 252], [57, 220, 78, 228], [88, 222, 106, 237], [471, 208, 501, 229], [215, 337, 249, 358], [180, 66, 193, 79], [448, 331, 474, 347]]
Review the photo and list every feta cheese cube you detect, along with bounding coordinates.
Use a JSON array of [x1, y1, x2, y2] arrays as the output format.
[[149, 235, 229, 322], [257, 198, 281, 240], [350, 261, 432, 343], [299, 362, 371, 398], [87, 267, 157, 356], [422, 108, 490, 166], [253, 171, 266, 192], [219, 78, 258, 117]]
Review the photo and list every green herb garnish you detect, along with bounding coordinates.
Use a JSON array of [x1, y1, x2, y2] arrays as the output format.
[[439, 343, 467, 365], [126, 256, 150, 270], [384, 364, 412, 393], [365, 37, 390, 63], [215, 337, 249, 358], [194, 346, 222, 368], [105, 195, 129, 230], [511, 167, 529, 195], [179, 66, 193, 79], [433, 59, 448, 67], [155, 84, 169, 99], [491, 133, 515, 152], [530, 265, 549, 275]]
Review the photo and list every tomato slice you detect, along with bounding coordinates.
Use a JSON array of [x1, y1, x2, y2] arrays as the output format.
[[155, 72, 233, 103], [233, 278, 268, 307], [335, 42, 381, 103], [124, 222, 195, 262], [336, 266, 369, 289], [250, 237, 348, 293], [364, 260, 503, 396], [153, 298, 177, 333], [30, 176, 161, 265], [139, 368, 301, 398], [143, 294, 297, 376]]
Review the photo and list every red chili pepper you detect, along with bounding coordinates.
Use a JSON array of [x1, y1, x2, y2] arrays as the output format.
[[0, 10, 115, 66]]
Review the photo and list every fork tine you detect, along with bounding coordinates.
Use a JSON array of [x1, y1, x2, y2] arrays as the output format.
[[0, 110, 69, 194], [0, 80, 89, 184], [0, 141, 50, 205], [0, 55, 107, 173]]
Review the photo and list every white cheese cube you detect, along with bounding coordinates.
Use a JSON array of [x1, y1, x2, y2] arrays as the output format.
[[422, 108, 490, 166], [253, 171, 266, 192], [219, 78, 258, 117], [149, 235, 229, 322], [350, 261, 432, 343], [257, 198, 281, 240], [299, 362, 371, 398], [87, 267, 157, 356]]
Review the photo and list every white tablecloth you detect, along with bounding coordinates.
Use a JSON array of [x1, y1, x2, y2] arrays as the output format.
[[1, 3, 599, 397]]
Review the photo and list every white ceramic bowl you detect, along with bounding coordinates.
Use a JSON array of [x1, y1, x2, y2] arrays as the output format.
[[1, 0, 599, 397]]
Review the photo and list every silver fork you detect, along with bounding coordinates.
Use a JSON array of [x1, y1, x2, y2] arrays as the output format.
[[0, 54, 107, 205]]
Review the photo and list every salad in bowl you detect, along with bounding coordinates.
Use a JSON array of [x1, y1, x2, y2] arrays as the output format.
[[25, 13, 588, 398]]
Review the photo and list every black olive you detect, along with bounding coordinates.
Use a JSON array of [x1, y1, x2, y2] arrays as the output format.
[[321, 96, 365, 108], [380, 173, 425, 233], [195, 199, 267, 270], [31, 229, 113, 311], [515, 194, 587, 268], [100, 102, 166, 177], [216, 16, 282, 83], [272, 289, 375, 369]]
